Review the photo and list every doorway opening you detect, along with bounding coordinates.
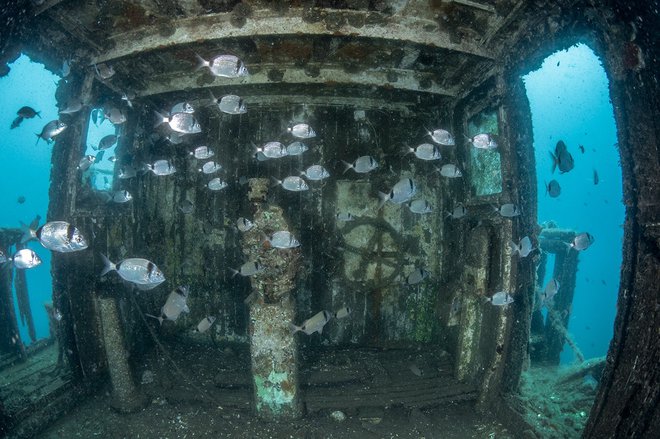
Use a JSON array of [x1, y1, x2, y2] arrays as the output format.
[[0, 53, 72, 431], [519, 43, 623, 437]]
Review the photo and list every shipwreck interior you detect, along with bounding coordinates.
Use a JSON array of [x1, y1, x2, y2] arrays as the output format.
[[0, 1, 659, 438]]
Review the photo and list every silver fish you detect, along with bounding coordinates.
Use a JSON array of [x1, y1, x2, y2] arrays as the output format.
[[509, 236, 533, 258], [77, 155, 96, 171], [118, 166, 137, 179], [212, 93, 246, 115], [409, 143, 441, 161], [570, 232, 595, 251], [342, 155, 378, 174], [254, 151, 269, 162], [112, 190, 133, 203], [207, 178, 228, 191], [59, 100, 83, 115], [541, 279, 560, 304], [286, 141, 309, 156], [145, 159, 176, 176], [168, 134, 184, 146], [405, 268, 429, 285], [336, 212, 355, 222], [96, 134, 118, 151], [258, 142, 287, 159], [407, 199, 432, 214], [104, 108, 126, 125], [289, 310, 332, 335], [380, 178, 416, 206], [155, 111, 201, 134], [147, 286, 190, 325], [237, 217, 254, 232], [179, 200, 194, 214], [274, 176, 309, 192], [438, 164, 462, 178], [94, 63, 115, 80], [230, 261, 263, 278], [199, 161, 222, 174], [427, 128, 455, 145], [100, 254, 165, 289], [495, 203, 520, 217], [170, 102, 195, 115], [121, 92, 135, 109], [301, 165, 329, 181], [0, 251, 7, 264], [334, 306, 351, 319], [447, 203, 467, 219], [409, 364, 423, 377], [61, 59, 70, 78], [195, 316, 216, 333], [10, 248, 42, 269], [108, 156, 117, 163], [468, 133, 498, 149], [288, 123, 316, 139], [36, 120, 67, 143], [267, 231, 300, 249], [24, 221, 88, 253], [487, 291, 514, 306], [190, 146, 215, 160], [196, 54, 248, 78]]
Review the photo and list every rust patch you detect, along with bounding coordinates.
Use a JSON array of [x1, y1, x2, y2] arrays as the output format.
[[280, 379, 295, 393], [335, 42, 374, 62]]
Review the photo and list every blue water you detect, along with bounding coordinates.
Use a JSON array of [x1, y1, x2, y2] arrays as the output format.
[[523, 44, 623, 363], [0, 54, 59, 344]]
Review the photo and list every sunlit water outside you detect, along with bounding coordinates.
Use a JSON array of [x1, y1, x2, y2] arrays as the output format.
[[0, 54, 59, 344], [523, 43, 623, 363]]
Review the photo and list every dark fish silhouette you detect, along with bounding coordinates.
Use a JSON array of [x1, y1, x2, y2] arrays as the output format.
[[17, 196, 26, 204], [546, 179, 561, 197], [593, 169, 599, 185], [17, 106, 40, 119], [550, 140, 574, 174], [578, 144, 585, 153], [11, 106, 40, 129]]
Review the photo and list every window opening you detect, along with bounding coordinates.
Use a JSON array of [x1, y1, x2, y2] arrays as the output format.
[[83, 109, 119, 191], [468, 109, 502, 196]]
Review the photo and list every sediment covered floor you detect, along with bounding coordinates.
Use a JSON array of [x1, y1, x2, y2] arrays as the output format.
[[39, 339, 515, 438]]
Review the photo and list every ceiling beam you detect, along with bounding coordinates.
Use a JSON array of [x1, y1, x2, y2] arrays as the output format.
[[135, 64, 458, 98], [92, 8, 494, 65]]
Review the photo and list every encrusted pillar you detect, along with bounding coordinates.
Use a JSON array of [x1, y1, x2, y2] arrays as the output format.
[[98, 296, 147, 413], [244, 178, 302, 418], [455, 225, 489, 381]]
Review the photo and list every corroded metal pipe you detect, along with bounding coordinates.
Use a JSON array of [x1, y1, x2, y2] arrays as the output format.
[[245, 178, 302, 419]]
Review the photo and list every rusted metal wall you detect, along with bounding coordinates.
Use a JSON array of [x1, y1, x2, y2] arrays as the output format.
[[102, 97, 455, 349]]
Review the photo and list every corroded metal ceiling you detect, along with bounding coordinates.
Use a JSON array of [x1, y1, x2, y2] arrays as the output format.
[[28, 0, 527, 103]]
